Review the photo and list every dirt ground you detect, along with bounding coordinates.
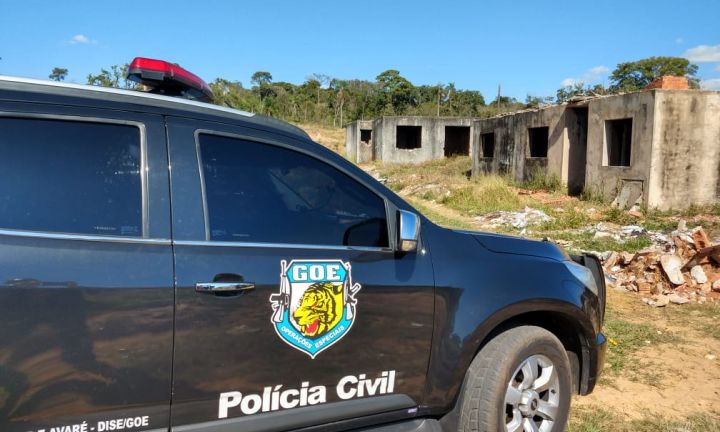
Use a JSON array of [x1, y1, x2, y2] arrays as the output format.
[[572, 288, 720, 427]]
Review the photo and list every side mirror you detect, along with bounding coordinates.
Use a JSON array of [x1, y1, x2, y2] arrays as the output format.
[[398, 210, 420, 252]]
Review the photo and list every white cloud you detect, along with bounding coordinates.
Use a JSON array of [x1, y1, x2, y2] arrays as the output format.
[[67, 34, 96, 45], [560, 65, 609, 87], [700, 78, 720, 90], [682, 44, 720, 63], [675, 37, 684, 44], [715, 65, 720, 72], [588, 65, 610, 75]]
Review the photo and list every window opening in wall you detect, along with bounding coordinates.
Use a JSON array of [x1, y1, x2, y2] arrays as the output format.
[[528, 126, 549, 158], [444, 126, 470, 156], [605, 118, 632, 167], [481, 132, 495, 158], [396, 126, 422, 149], [360, 129, 372, 144]]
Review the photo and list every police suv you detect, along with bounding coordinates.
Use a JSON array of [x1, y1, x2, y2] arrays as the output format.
[[0, 58, 606, 432]]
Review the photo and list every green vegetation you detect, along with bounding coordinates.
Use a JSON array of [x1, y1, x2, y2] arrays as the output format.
[[550, 232, 653, 254], [556, 56, 699, 103], [48, 67, 68, 82], [87, 64, 137, 89], [536, 209, 589, 231], [569, 408, 720, 432], [441, 179, 524, 215], [79, 55, 700, 126], [517, 168, 564, 193], [601, 306, 677, 379], [609, 56, 700, 92]]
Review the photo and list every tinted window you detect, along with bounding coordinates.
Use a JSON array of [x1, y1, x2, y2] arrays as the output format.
[[199, 134, 388, 247], [0, 118, 142, 236]]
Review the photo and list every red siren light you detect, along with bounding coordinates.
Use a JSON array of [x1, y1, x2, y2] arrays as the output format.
[[127, 57, 214, 102]]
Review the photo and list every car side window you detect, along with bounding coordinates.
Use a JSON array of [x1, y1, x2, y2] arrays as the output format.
[[0, 117, 143, 237], [198, 133, 389, 247]]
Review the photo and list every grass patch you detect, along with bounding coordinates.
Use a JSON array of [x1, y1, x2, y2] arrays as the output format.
[[642, 217, 678, 232], [603, 207, 639, 226], [549, 232, 652, 253], [537, 208, 591, 231], [569, 408, 720, 432], [579, 184, 608, 205], [441, 175, 525, 215], [600, 306, 678, 386], [407, 198, 473, 230], [518, 168, 565, 193]]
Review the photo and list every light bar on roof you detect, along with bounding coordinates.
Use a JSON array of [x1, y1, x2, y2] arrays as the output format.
[[127, 57, 214, 102]]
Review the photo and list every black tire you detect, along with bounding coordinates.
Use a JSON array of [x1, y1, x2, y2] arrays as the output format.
[[458, 326, 572, 432]]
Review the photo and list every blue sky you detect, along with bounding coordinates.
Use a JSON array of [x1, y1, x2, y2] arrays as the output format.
[[1, 0, 719, 100]]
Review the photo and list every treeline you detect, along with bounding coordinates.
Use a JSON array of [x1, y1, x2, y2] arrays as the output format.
[[78, 66, 529, 125], [47, 56, 700, 126], [209, 70, 510, 126]]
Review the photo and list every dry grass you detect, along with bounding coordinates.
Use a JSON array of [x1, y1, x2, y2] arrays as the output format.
[[294, 123, 346, 155]]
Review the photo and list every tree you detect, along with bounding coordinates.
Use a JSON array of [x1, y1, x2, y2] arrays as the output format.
[[250, 72, 275, 113], [525, 94, 554, 108], [87, 64, 136, 89], [375, 70, 416, 115], [555, 82, 587, 103], [49, 67, 68, 82], [250, 71, 273, 87], [609, 57, 699, 92], [491, 95, 518, 106], [309, 73, 330, 105]]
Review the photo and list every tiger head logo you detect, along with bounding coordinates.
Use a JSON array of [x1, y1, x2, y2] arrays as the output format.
[[293, 282, 343, 338], [271, 260, 361, 358]]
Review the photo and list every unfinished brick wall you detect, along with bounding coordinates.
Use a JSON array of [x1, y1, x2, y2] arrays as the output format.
[[645, 75, 690, 90]]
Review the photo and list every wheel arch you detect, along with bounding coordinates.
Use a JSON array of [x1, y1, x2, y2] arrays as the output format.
[[438, 300, 595, 431]]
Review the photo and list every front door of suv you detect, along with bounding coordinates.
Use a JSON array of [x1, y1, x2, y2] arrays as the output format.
[[167, 117, 435, 430]]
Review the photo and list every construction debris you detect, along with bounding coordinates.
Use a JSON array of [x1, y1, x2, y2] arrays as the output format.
[[600, 224, 720, 306], [660, 255, 685, 285], [475, 207, 553, 229], [691, 265, 708, 284]]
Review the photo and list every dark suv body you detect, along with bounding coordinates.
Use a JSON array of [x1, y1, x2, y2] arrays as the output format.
[[0, 77, 606, 432]]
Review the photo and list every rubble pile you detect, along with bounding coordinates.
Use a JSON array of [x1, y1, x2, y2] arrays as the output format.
[[475, 207, 553, 229], [603, 223, 720, 306]]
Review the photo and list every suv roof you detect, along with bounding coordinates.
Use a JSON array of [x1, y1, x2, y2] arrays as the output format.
[[0, 76, 310, 140]]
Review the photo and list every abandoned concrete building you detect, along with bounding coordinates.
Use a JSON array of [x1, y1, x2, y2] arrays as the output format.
[[345, 116, 475, 164], [472, 88, 720, 210], [345, 78, 720, 210]]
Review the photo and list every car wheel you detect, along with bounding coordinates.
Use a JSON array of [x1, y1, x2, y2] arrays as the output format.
[[459, 326, 571, 432]]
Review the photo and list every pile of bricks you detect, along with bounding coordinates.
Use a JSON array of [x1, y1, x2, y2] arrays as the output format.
[[604, 225, 720, 306]]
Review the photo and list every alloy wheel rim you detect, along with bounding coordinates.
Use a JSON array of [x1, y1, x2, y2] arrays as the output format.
[[504, 354, 560, 432]]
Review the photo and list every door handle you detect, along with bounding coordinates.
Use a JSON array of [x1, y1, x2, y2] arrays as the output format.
[[195, 282, 256, 294]]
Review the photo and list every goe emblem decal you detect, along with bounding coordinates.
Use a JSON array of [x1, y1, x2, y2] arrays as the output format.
[[270, 260, 360, 358]]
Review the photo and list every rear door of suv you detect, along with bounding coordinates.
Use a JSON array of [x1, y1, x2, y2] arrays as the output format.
[[167, 117, 435, 430], [0, 100, 174, 432]]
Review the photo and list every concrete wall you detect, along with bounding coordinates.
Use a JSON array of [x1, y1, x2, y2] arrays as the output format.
[[375, 117, 474, 164], [344, 120, 373, 163], [471, 105, 569, 184], [584, 92, 656, 208], [472, 90, 720, 208], [647, 91, 720, 210], [345, 92, 720, 209], [584, 90, 720, 209]]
